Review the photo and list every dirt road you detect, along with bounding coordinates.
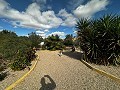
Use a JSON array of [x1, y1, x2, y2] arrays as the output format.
[[13, 50, 120, 90]]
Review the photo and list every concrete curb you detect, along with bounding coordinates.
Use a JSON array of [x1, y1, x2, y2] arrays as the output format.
[[81, 60, 120, 84], [5, 57, 39, 90]]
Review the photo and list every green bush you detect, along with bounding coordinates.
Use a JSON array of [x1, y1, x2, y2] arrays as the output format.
[[0, 53, 7, 72], [10, 48, 36, 71], [0, 30, 38, 71]]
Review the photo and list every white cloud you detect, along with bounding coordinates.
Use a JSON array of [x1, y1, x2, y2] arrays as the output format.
[[73, 30, 77, 34], [49, 31, 65, 38], [58, 9, 76, 27], [36, 30, 46, 38], [36, 30, 45, 34], [44, 29, 49, 32], [32, 0, 46, 10], [32, 0, 53, 11], [73, 0, 109, 18], [47, 5, 52, 10], [38, 33, 46, 38], [0, 29, 3, 32], [33, 0, 46, 4], [0, 0, 109, 37], [0, 0, 63, 31], [13, 26, 17, 28], [42, 11, 63, 27], [67, 0, 84, 10]]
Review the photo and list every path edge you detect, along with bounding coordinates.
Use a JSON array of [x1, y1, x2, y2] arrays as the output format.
[[81, 59, 120, 84], [5, 57, 39, 90]]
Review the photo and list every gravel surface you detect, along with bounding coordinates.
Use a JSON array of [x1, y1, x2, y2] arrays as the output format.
[[0, 60, 36, 90], [14, 50, 120, 90], [92, 64, 120, 78], [1, 50, 120, 90]]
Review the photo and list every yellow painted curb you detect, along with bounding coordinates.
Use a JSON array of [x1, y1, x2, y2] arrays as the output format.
[[5, 57, 39, 90], [81, 60, 120, 84]]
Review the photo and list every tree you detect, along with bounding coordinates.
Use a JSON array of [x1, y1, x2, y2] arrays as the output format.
[[28, 32, 43, 48], [76, 14, 120, 65], [45, 35, 64, 50], [64, 34, 74, 46]]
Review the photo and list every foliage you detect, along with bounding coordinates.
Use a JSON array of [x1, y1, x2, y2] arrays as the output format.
[[64, 34, 74, 46], [0, 55, 7, 72], [45, 35, 65, 50], [76, 14, 120, 65], [0, 30, 38, 71], [28, 32, 43, 48], [10, 48, 36, 70]]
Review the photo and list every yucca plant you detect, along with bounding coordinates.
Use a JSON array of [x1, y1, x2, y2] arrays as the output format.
[[76, 14, 120, 65]]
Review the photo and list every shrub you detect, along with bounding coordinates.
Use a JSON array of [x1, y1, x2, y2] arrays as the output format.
[[10, 48, 36, 71], [0, 53, 7, 72], [0, 30, 37, 71]]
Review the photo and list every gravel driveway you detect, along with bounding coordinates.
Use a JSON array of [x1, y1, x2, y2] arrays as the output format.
[[2, 50, 120, 90]]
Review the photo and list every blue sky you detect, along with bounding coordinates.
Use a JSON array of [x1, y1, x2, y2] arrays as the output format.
[[0, 0, 120, 38]]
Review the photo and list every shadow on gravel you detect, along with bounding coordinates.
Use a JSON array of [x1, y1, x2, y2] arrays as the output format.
[[0, 71, 9, 81], [63, 51, 83, 60], [40, 75, 56, 90]]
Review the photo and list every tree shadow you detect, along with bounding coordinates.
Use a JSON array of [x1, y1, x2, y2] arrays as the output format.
[[62, 51, 83, 60], [40, 75, 56, 90], [0, 71, 9, 81]]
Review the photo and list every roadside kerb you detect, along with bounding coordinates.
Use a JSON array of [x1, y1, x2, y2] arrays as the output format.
[[81, 59, 120, 84], [5, 57, 39, 90]]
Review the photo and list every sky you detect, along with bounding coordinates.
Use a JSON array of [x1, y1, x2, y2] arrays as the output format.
[[0, 0, 120, 38]]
